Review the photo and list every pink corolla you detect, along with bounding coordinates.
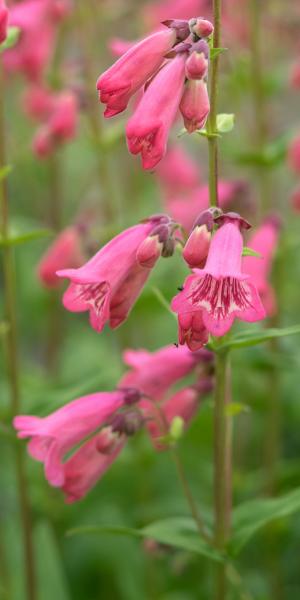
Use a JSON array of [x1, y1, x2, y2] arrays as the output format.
[[288, 134, 300, 174], [37, 226, 85, 289], [32, 91, 78, 158], [97, 28, 178, 118], [119, 344, 212, 401], [172, 213, 266, 338], [0, 0, 8, 44], [126, 54, 187, 169], [180, 78, 210, 133], [13, 390, 131, 489], [57, 216, 177, 332], [242, 218, 280, 317], [155, 145, 200, 195]]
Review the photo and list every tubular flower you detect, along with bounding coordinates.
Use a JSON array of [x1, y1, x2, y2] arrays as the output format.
[[0, 0, 8, 44], [180, 79, 210, 133], [242, 217, 280, 317], [32, 91, 78, 158], [37, 226, 85, 289], [57, 215, 177, 332], [119, 344, 212, 400], [97, 28, 178, 117], [126, 54, 187, 169], [172, 213, 266, 338], [13, 390, 131, 488]]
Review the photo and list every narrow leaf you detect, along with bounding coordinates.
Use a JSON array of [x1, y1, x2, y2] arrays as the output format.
[[210, 47, 228, 60], [219, 325, 300, 350], [0, 228, 53, 247], [242, 246, 261, 258], [230, 488, 300, 554]]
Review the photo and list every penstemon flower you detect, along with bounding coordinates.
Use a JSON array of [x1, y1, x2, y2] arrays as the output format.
[[172, 212, 266, 339], [57, 215, 178, 332]]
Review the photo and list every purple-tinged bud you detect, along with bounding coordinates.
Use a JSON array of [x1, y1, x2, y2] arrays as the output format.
[[136, 236, 163, 268], [192, 207, 222, 231], [120, 387, 142, 405], [180, 79, 210, 133], [165, 42, 192, 59], [214, 211, 251, 230], [95, 427, 120, 454], [110, 410, 144, 436], [189, 18, 214, 39], [148, 222, 176, 258], [185, 51, 208, 80], [142, 213, 170, 225], [162, 19, 190, 42], [183, 225, 211, 268]]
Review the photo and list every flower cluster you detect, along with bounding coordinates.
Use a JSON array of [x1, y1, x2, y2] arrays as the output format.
[[14, 344, 213, 502], [97, 18, 213, 169]]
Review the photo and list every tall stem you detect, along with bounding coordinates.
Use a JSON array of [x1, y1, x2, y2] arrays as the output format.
[[214, 350, 232, 600], [0, 63, 36, 600], [206, 0, 222, 207]]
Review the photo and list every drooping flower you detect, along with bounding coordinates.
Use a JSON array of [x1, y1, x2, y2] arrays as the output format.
[[37, 226, 85, 289], [120, 344, 212, 400], [57, 215, 177, 332], [180, 79, 210, 133], [0, 0, 8, 44], [32, 91, 78, 158], [126, 54, 187, 169], [172, 212, 266, 338], [97, 28, 178, 118], [242, 217, 280, 317], [13, 390, 130, 487]]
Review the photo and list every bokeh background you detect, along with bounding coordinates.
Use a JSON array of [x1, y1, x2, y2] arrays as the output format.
[[1, 0, 300, 598]]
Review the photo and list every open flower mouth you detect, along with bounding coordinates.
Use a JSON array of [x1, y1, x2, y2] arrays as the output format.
[[189, 274, 255, 320], [76, 282, 110, 317]]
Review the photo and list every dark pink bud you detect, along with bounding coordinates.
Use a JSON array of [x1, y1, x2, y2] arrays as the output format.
[[183, 225, 211, 268], [189, 18, 214, 38], [185, 51, 208, 80], [214, 211, 251, 230], [136, 235, 162, 268], [180, 79, 210, 133], [110, 410, 144, 436], [162, 19, 190, 42], [120, 387, 142, 405], [164, 41, 192, 58]]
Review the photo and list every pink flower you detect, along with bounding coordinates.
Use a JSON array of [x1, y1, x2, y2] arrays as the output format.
[[37, 226, 85, 289], [0, 0, 8, 44], [23, 85, 56, 121], [32, 91, 78, 158], [155, 145, 200, 195], [97, 29, 177, 118], [165, 180, 244, 232], [242, 218, 280, 317], [126, 54, 187, 169], [57, 216, 174, 332], [288, 134, 300, 174], [180, 79, 210, 133], [142, 386, 200, 450], [119, 344, 212, 400], [62, 430, 126, 503], [13, 390, 128, 488], [172, 213, 266, 338]]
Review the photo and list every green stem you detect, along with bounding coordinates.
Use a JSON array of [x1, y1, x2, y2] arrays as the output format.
[[214, 350, 232, 600], [0, 63, 36, 600], [207, 0, 222, 207]]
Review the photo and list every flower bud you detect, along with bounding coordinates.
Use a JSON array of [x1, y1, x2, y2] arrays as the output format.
[[185, 51, 208, 80], [136, 235, 162, 268], [95, 427, 120, 454], [180, 79, 210, 133], [162, 19, 190, 42], [110, 410, 144, 436], [189, 18, 214, 39], [183, 225, 211, 268], [120, 387, 142, 405]]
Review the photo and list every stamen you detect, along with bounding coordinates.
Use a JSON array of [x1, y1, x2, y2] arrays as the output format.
[[189, 275, 255, 320], [76, 282, 109, 316]]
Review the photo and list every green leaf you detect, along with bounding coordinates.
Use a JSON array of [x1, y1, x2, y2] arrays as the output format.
[[0, 165, 12, 181], [67, 518, 224, 563], [216, 113, 235, 133], [230, 488, 300, 554], [219, 325, 300, 350], [0, 228, 53, 247], [0, 27, 20, 52], [242, 246, 261, 258], [210, 47, 228, 60]]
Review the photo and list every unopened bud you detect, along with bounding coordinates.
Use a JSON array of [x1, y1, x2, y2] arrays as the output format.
[[111, 410, 144, 436], [96, 427, 120, 454], [189, 18, 214, 39], [183, 225, 211, 268], [162, 19, 190, 42], [136, 236, 162, 268], [120, 387, 142, 405], [185, 51, 208, 80]]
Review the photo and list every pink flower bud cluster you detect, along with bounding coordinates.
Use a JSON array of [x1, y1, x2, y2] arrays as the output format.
[[97, 18, 213, 169]]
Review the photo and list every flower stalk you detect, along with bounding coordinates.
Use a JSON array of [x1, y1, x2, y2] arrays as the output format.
[[0, 62, 36, 600], [206, 0, 222, 207]]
